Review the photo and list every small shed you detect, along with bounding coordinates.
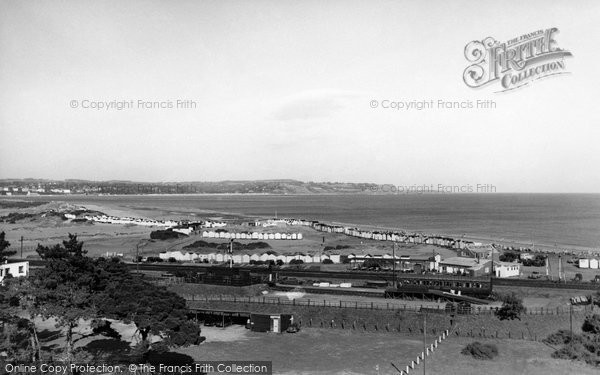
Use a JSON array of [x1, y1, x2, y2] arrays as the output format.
[[249, 313, 292, 333]]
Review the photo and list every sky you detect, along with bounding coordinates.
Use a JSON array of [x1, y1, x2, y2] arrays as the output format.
[[1, 0, 599, 192]]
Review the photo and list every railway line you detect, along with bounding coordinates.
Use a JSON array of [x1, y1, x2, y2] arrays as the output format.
[[25, 259, 600, 291]]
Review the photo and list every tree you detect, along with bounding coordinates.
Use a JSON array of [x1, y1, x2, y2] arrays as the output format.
[[499, 252, 518, 262], [92, 262, 202, 361], [495, 293, 526, 320], [0, 231, 15, 262], [32, 235, 98, 361], [0, 276, 43, 363], [0, 316, 37, 362], [25, 234, 201, 363]]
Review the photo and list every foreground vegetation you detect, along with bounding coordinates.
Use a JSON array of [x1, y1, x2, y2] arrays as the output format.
[[0, 232, 202, 366], [544, 314, 600, 366]]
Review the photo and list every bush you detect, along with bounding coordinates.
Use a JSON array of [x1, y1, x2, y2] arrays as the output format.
[[495, 292, 525, 320], [547, 314, 600, 366], [461, 342, 498, 360], [322, 259, 333, 264], [499, 252, 518, 262], [582, 314, 600, 335], [544, 330, 579, 346], [323, 245, 351, 251], [551, 341, 599, 365], [71, 218, 91, 223], [521, 256, 546, 267], [289, 259, 304, 265], [150, 230, 186, 240]]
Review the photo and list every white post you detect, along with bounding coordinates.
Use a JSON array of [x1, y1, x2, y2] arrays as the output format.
[[416, 356, 420, 365]]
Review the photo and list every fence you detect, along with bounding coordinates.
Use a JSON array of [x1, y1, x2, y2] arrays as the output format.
[[395, 330, 449, 375], [184, 294, 595, 316]]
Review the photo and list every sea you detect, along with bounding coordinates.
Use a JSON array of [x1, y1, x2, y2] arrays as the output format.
[[22, 193, 600, 250]]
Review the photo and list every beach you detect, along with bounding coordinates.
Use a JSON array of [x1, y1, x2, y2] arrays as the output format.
[[2, 194, 599, 256]]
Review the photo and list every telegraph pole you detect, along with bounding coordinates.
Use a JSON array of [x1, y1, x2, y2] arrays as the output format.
[[136, 243, 140, 274], [489, 244, 494, 292], [229, 239, 233, 268], [423, 312, 427, 375], [392, 242, 396, 288], [20, 236, 24, 259], [570, 303, 573, 341]]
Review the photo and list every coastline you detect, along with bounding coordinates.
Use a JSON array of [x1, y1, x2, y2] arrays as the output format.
[[2, 195, 598, 254], [60, 201, 600, 254]]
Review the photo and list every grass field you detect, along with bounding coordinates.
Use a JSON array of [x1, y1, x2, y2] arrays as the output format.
[[179, 326, 598, 375], [426, 336, 598, 375]]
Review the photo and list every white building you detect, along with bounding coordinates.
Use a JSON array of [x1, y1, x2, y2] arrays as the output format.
[[0, 261, 29, 283], [173, 227, 193, 235], [494, 261, 521, 278]]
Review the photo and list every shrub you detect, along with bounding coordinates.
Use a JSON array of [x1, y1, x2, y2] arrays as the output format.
[[582, 314, 600, 335], [289, 259, 304, 265], [461, 342, 498, 360], [547, 315, 600, 367], [322, 259, 333, 264], [495, 292, 525, 320], [544, 330, 579, 346], [499, 252, 518, 262], [551, 341, 598, 365], [150, 230, 186, 240], [323, 245, 350, 251]]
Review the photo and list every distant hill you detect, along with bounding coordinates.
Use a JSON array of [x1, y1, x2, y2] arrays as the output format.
[[0, 178, 384, 195]]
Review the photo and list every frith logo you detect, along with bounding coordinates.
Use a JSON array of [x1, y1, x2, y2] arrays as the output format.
[[463, 28, 573, 92]]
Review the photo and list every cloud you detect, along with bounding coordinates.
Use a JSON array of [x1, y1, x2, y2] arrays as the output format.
[[270, 89, 361, 122]]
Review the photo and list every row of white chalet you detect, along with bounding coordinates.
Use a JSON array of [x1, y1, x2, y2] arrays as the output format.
[[83, 214, 226, 229], [578, 258, 600, 269], [155, 250, 521, 277], [201, 231, 303, 240], [270, 218, 483, 249], [159, 251, 338, 264]]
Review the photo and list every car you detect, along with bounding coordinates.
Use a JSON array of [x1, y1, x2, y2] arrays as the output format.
[[286, 323, 300, 333]]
